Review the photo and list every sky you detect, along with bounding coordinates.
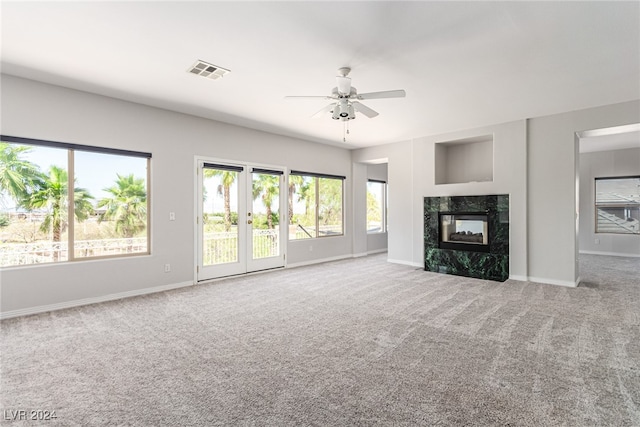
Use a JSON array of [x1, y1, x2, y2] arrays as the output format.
[[1, 143, 147, 210]]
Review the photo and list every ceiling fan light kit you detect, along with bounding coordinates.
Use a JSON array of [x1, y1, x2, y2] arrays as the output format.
[[285, 67, 406, 125]]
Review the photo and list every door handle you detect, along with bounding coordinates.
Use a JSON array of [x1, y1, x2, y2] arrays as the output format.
[[247, 220, 253, 224]]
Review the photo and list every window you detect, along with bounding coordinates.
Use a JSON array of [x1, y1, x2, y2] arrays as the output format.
[[289, 171, 344, 239], [0, 136, 151, 267], [367, 180, 387, 233], [595, 176, 640, 234]]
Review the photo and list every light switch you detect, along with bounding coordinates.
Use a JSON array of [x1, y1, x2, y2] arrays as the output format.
[[169, 212, 176, 221]]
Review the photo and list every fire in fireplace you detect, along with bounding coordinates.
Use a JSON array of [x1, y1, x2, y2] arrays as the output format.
[[438, 212, 489, 252]]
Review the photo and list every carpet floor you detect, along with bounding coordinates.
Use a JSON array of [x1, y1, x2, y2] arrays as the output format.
[[1, 254, 639, 426]]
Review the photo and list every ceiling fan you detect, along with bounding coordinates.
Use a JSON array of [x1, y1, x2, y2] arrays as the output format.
[[285, 67, 406, 121]]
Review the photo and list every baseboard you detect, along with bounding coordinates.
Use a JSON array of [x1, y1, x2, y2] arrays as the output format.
[[387, 258, 423, 268], [579, 250, 640, 258], [509, 275, 528, 282], [527, 276, 578, 288], [0, 281, 194, 320], [286, 254, 353, 269], [367, 249, 388, 255], [352, 252, 368, 258]]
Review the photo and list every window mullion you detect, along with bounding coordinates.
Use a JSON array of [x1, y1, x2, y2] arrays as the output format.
[[315, 177, 320, 238], [68, 149, 75, 261]]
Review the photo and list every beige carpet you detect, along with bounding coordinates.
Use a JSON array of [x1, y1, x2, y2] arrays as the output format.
[[1, 254, 639, 426]]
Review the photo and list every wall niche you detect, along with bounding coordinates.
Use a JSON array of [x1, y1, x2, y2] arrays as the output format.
[[434, 134, 494, 185]]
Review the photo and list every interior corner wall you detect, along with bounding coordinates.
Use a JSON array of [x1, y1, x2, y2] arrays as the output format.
[[352, 142, 414, 265], [0, 74, 352, 316], [527, 100, 640, 286], [579, 147, 640, 257]]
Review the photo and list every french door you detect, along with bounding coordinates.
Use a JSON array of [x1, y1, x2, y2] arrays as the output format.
[[196, 160, 286, 281]]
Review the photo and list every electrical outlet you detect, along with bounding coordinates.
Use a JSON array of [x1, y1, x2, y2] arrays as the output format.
[[594, 238, 600, 245], [164, 263, 171, 272], [169, 212, 176, 221], [309, 246, 313, 252]]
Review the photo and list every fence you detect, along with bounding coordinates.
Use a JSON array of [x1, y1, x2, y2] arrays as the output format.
[[203, 229, 279, 265], [0, 237, 148, 266]]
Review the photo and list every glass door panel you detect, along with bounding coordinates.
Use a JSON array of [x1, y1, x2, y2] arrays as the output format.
[[198, 163, 245, 280], [197, 161, 284, 281], [250, 171, 281, 261]]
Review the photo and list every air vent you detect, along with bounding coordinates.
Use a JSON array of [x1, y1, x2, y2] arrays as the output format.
[[187, 60, 230, 80]]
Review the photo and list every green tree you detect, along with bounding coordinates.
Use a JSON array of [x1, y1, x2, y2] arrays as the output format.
[[97, 174, 147, 238], [367, 189, 381, 228], [318, 178, 342, 227], [0, 142, 44, 207], [28, 166, 94, 260], [204, 169, 237, 232], [253, 173, 279, 229], [288, 175, 304, 225]]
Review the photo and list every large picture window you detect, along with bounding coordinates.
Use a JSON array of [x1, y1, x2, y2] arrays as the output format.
[[595, 176, 640, 234], [289, 171, 344, 239], [367, 180, 387, 233], [0, 136, 151, 267]]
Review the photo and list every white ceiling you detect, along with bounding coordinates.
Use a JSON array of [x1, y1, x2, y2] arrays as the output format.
[[2, 1, 639, 149]]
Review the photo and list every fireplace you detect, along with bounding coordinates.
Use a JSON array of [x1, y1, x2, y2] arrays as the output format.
[[425, 195, 509, 282], [438, 212, 489, 253]]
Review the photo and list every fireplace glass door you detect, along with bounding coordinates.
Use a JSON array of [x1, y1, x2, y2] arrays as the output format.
[[439, 212, 489, 252]]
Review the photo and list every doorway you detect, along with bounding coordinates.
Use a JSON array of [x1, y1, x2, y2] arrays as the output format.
[[196, 160, 286, 281], [575, 123, 640, 282]]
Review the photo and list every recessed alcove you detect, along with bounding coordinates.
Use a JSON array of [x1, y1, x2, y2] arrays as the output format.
[[434, 135, 494, 184]]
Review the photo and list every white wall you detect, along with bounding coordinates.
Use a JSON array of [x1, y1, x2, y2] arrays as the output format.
[[578, 147, 640, 257], [0, 75, 353, 316], [527, 100, 640, 286]]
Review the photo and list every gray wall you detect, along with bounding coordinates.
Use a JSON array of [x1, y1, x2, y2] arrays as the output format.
[[578, 147, 640, 256], [527, 101, 640, 285], [0, 75, 353, 316]]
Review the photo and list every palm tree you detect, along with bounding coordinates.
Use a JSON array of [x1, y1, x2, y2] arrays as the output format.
[[27, 165, 94, 261], [0, 142, 44, 207], [97, 174, 147, 239], [288, 175, 304, 225], [204, 169, 237, 232], [253, 173, 279, 229]]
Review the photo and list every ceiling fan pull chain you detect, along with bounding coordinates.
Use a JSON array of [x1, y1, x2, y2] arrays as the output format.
[[343, 121, 347, 142]]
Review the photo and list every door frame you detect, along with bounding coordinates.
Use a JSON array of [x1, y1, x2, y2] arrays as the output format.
[[194, 156, 288, 282]]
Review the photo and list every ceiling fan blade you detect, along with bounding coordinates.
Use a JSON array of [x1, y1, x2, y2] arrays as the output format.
[[356, 89, 406, 100], [352, 102, 379, 118], [336, 76, 352, 95], [284, 95, 334, 100], [311, 103, 335, 118]]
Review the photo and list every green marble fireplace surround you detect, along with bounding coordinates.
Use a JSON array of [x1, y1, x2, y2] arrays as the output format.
[[424, 195, 509, 282]]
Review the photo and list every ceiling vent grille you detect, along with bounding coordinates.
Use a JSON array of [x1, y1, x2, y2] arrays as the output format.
[[187, 60, 230, 80]]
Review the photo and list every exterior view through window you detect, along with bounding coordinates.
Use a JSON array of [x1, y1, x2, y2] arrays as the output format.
[[0, 137, 150, 267], [367, 180, 387, 233], [595, 176, 640, 234], [289, 172, 344, 239]]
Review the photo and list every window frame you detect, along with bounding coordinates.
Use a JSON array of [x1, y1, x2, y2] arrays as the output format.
[[0, 135, 152, 267], [594, 175, 640, 235], [366, 179, 387, 234], [289, 170, 345, 239]]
